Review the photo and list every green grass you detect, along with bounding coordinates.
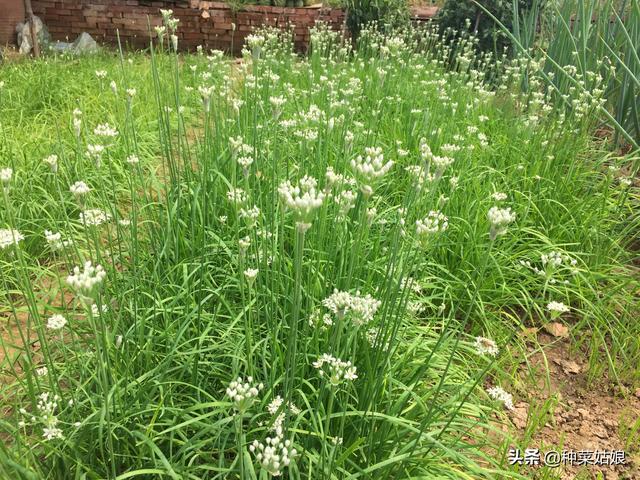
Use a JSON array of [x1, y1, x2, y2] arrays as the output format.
[[0, 17, 637, 479]]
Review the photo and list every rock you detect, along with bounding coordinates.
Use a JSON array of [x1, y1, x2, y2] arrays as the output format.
[[16, 16, 51, 55], [576, 408, 590, 418], [511, 403, 529, 429], [543, 322, 569, 338], [71, 32, 97, 54], [561, 359, 581, 375], [50, 33, 98, 55]]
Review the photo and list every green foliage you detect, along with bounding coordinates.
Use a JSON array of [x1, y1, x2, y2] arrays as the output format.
[[490, 0, 640, 148], [0, 18, 638, 480], [343, 0, 410, 40], [437, 0, 538, 53]]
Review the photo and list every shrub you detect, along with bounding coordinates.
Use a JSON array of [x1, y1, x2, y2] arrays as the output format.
[[437, 0, 538, 53], [343, 0, 410, 40]]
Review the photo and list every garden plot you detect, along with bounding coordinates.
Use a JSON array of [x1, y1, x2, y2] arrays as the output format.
[[0, 14, 638, 480]]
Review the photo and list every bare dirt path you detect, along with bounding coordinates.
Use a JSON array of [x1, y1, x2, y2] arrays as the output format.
[[508, 331, 640, 479]]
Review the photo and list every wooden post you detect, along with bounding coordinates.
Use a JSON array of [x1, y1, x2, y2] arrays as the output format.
[[23, 0, 40, 57]]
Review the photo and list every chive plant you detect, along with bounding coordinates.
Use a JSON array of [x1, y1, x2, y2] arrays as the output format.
[[0, 11, 637, 479]]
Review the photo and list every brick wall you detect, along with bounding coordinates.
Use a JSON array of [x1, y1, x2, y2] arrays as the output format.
[[29, 0, 345, 53], [29, 0, 437, 53]]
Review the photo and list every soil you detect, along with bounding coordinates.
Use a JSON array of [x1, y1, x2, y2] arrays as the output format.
[[508, 330, 640, 480]]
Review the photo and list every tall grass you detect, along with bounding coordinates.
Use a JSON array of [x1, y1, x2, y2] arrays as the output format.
[[0, 14, 637, 479], [501, 0, 640, 150]]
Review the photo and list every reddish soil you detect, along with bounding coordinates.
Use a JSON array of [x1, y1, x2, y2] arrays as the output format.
[[509, 331, 640, 479]]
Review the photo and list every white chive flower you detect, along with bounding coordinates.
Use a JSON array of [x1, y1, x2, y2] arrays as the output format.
[[198, 85, 215, 112], [43, 154, 59, 173], [278, 176, 325, 230], [244, 268, 258, 284], [79, 209, 111, 227], [126, 155, 140, 165], [86, 144, 105, 167], [44, 230, 71, 251], [250, 435, 297, 477], [0, 229, 24, 249], [431, 155, 454, 178], [405, 165, 433, 191], [66, 261, 106, 300], [487, 386, 514, 410], [474, 336, 499, 357], [313, 353, 358, 385], [266, 395, 300, 436], [491, 192, 507, 201], [350, 147, 393, 195], [226, 376, 263, 411], [547, 301, 569, 318], [239, 205, 260, 228], [70, 181, 91, 197], [93, 123, 118, 137], [487, 206, 516, 240], [322, 290, 381, 326], [335, 190, 357, 218], [72, 109, 82, 137], [1, 167, 13, 187], [237, 155, 254, 176], [227, 187, 247, 205], [19, 392, 64, 441], [46, 314, 67, 330], [91, 303, 109, 316], [415, 211, 449, 236]]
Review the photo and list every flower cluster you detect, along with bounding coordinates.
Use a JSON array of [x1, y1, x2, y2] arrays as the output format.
[[86, 144, 105, 167], [474, 337, 499, 357], [250, 435, 297, 477], [229, 136, 253, 158], [227, 187, 247, 205], [350, 147, 393, 196], [45, 230, 71, 251], [93, 123, 118, 137], [486, 386, 514, 410], [431, 155, 455, 179], [1, 167, 13, 188], [519, 251, 579, 283], [312, 353, 358, 385], [415, 211, 449, 236], [46, 314, 68, 330], [266, 395, 301, 436], [70, 181, 91, 198], [487, 206, 516, 240], [66, 261, 106, 300], [308, 309, 334, 329], [0, 229, 24, 250], [18, 392, 65, 441], [239, 205, 260, 228], [226, 376, 263, 412], [72, 109, 82, 137], [322, 290, 381, 326], [547, 301, 569, 318], [244, 268, 259, 284], [80, 209, 111, 227], [405, 165, 433, 191], [278, 175, 325, 232], [43, 154, 58, 173]]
